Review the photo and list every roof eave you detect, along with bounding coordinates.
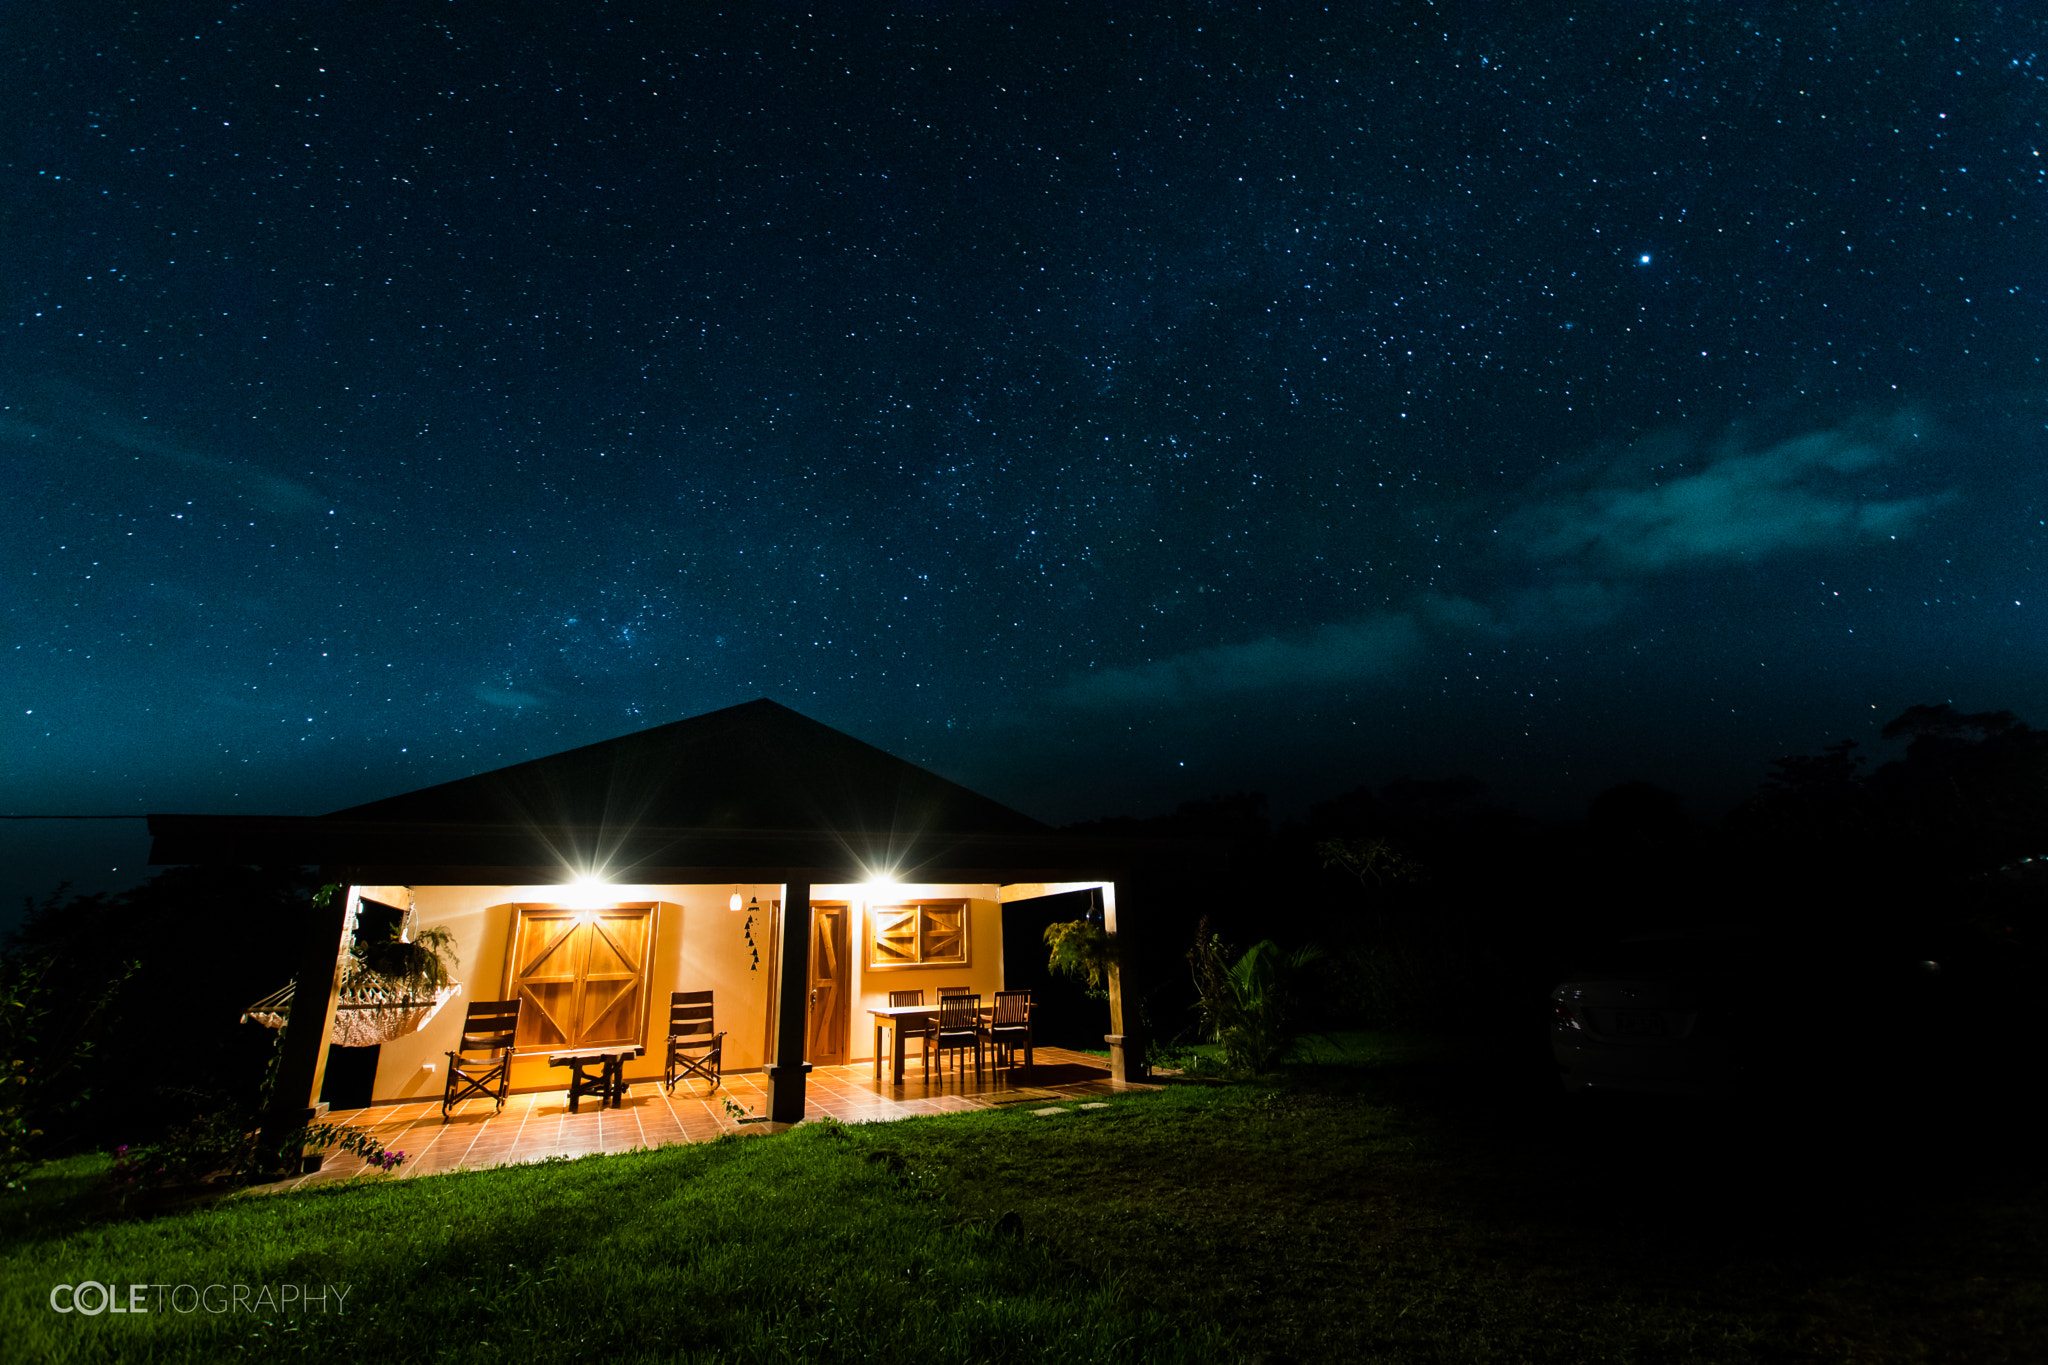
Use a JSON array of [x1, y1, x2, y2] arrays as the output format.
[[147, 814, 1153, 885]]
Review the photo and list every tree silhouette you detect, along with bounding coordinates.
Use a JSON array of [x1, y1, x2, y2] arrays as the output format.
[[1729, 704, 2048, 941]]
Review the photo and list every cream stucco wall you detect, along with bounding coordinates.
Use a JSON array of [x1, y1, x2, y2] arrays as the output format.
[[366, 880, 1007, 1105]]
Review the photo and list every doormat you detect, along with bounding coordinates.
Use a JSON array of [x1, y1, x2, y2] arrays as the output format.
[[983, 1088, 1067, 1107]]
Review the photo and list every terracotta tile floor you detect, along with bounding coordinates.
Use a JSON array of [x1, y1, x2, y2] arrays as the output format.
[[269, 1045, 1153, 1191]]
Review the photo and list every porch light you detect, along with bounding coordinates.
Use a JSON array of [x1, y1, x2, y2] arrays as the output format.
[[562, 872, 613, 910]]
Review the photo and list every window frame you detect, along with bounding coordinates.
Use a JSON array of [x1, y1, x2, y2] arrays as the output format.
[[864, 898, 971, 971], [498, 901, 660, 1055]]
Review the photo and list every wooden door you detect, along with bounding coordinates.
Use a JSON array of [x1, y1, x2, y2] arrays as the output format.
[[806, 901, 850, 1066], [508, 905, 653, 1052]]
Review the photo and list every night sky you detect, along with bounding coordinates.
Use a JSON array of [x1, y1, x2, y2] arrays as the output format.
[[5, 2, 2044, 915]]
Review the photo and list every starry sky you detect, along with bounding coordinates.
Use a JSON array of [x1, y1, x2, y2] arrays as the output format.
[[5, 1, 2045, 914]]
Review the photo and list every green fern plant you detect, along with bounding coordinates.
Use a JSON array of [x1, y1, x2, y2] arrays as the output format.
[[341, 924, 459, 1001], [1043, 920, 1119, 998], [1189, 923, 1326, 1076]]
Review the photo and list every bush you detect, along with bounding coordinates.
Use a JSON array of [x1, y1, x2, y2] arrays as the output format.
[[1187, 921, 1326, 1075], [0, 949, 133, 1189], [4, 867, 312, 1152], [107, 1113, 406, 1200]]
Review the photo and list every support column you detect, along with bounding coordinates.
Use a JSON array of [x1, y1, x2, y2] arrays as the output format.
[[1100, 879, 1147, 1083], [765, 881, 813, 1124], [260, 882, 354, 1168]]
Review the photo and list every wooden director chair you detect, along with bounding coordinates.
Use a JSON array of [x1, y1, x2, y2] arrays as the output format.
[[665, 990, 726, 1094], [443, 998, 521, 1121]]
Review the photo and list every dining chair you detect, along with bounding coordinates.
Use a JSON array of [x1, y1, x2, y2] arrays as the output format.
[[933, 992, 984, 1078], [983, 990, 1034, 1070], [888, 989, 935, 1073], [664, 990, 727, 1094], [442, 999, 521, 1121]]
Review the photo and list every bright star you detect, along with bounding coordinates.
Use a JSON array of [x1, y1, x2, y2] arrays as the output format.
[[1639, 253, 1653, 264]]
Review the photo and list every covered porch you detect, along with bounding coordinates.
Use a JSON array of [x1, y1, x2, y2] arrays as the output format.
[[147, 700, 1158, 1158], [262, 1045, 1153, 1190]]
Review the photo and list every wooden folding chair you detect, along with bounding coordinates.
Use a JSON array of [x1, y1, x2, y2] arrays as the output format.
[[443, 999, 520, 1121], [665, 990, 727, 1094]]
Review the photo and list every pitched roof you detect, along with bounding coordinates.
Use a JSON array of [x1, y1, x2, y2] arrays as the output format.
[[147, 700, 1134, 883], [328, 698, 1046, 837]]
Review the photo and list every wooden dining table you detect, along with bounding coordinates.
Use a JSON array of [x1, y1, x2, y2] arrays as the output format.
[[869, 1004, 938, 1084]]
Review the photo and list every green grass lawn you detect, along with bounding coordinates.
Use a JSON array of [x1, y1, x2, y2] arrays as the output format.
[[5, 1031, 2042, 1363]]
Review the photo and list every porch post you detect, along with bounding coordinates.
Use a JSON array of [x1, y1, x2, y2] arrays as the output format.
[[765, 881, 813, 1124], [259, 882, 355, 1167], [1100, 879, 1147, 1083]]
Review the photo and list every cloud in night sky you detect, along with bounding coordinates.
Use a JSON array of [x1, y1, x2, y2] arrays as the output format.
[[1056, 613, 1424, 709], [116, 439, 327, 519], [1502, 412, 1956, 573], [474, 685, 550, 711], [6, 388, 327, 517], [1057, 412, 1962, 711]]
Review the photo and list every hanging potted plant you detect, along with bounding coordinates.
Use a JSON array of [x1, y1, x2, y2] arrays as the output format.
[[328, 922, 464, 1047], [242, 890, 464, 1046], [1043, 920, 1120, 998]]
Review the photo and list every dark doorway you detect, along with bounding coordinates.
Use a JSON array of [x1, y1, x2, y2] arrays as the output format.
[[320, 1044, 380, 1111], [1000, 888, 1111, 1050], [354, 896, 407, 946]]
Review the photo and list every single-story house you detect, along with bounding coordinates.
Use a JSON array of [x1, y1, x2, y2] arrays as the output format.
[[147, 699, 1146, 1140]]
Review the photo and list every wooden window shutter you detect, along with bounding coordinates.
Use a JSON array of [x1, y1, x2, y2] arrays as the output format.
[[508, 904, 654, 1052], [866, 900, 969, 968], [920, 904, 964, 963], [870, 905, 919, 967]]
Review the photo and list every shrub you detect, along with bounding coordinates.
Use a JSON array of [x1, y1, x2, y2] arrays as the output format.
[[0, 951, 133, 1190], [1188, 921, 1326, 1075], [107, 1114, 405, 1199]]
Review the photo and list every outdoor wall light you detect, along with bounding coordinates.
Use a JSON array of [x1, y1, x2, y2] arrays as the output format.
[[562, 872, 613, 910]]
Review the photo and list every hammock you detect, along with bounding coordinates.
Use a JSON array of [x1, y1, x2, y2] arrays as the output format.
[[241, 981, 464, 1047]]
